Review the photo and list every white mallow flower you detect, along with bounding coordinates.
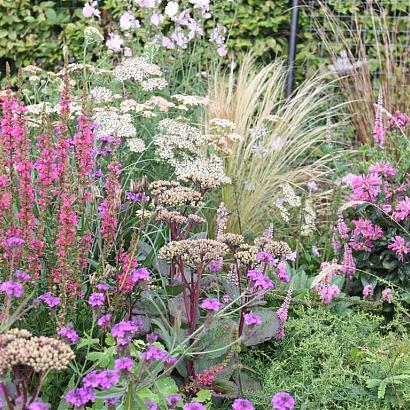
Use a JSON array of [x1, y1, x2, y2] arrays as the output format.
[[120, 12, 140, 30], [106, 33, 123, 52], [150, 12, 164, 26], [165, 1, 179, 17]]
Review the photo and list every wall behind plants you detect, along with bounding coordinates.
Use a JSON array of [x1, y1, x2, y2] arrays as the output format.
[[0, 1, 409, 76]]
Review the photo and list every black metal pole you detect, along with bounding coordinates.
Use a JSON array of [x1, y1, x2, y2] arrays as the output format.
[[286, 0, 299, 98]]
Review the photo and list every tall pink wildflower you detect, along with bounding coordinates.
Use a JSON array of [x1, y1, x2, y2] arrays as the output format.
[[0, 91, 42, 273], [55, 76, 72, 183], [100, 163, 121, 248], [35, 126, 59, 211], [73, 113, 96, 197], [52, 193, 79, 295], [373, 89, 385, 148]]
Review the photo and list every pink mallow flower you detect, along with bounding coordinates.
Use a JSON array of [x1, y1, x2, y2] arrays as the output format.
[[82, 1, 100, 19], [201, 298, 223, 312], [106, 33, 123, 52], [388, 235, 410, 262]]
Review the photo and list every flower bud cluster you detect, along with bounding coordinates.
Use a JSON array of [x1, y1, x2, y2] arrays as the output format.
[[0, 329, 74, 373]]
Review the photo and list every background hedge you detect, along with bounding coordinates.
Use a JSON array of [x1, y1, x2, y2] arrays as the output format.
[[0, 1, 409, 77]]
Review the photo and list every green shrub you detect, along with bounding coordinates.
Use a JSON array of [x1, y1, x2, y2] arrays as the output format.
[[243, 304, 408, 409], [1, 0, 410, 79]]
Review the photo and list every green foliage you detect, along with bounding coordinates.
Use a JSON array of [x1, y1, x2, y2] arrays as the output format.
[[243, 305, 408, 409], [2, 0, 410, 81]]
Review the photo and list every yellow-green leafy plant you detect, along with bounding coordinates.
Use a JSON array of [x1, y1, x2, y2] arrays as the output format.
[[207, 55, 337, 235]]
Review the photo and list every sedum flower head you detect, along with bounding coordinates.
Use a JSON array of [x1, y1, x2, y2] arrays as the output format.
[[159, 239, 228, 267], [0, 330, 74, 373]]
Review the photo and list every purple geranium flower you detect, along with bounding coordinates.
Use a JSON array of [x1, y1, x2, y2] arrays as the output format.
[[0, 280, 24, 298], [28, 402, 50, 410], [140, 345, 168, 362], [184, 403, 207, 410], [272, 392, 295, 410], [58, 325, 79, 344], [36, 292, 61, 309], [88, 292, 105, 308], [66, 387, 95, 408], [201, 298, 223, 312], [115, 357, 134, 373], [243, 312, 262, 327], [232, 398, 255, 410], [14, 270, 30, 281]]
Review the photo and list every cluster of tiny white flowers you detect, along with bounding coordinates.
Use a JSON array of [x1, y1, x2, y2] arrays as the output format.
[[172, 94, 209, 107], [113, 57, 163, 82], [210, 118, 236, 130], [154, 119, 207, 161], [174, 154, 231, 185], [275, 197, 290, 222], [120, 99, 146, 113], [127, 138, 146, 153], [91, 86, 113, 103], [93, 110, 136, 138], [141, 77, 168, 92], [301, 200, 317, 236], [144, 96, 175, 112], [282, 183, 301, 207]]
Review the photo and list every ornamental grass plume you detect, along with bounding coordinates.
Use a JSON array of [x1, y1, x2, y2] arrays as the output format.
[[208, 55, 335, 234]]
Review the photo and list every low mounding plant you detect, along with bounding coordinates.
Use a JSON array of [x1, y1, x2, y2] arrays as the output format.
[[207, 55, 336, 235], [245, 304, 409, 410]]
